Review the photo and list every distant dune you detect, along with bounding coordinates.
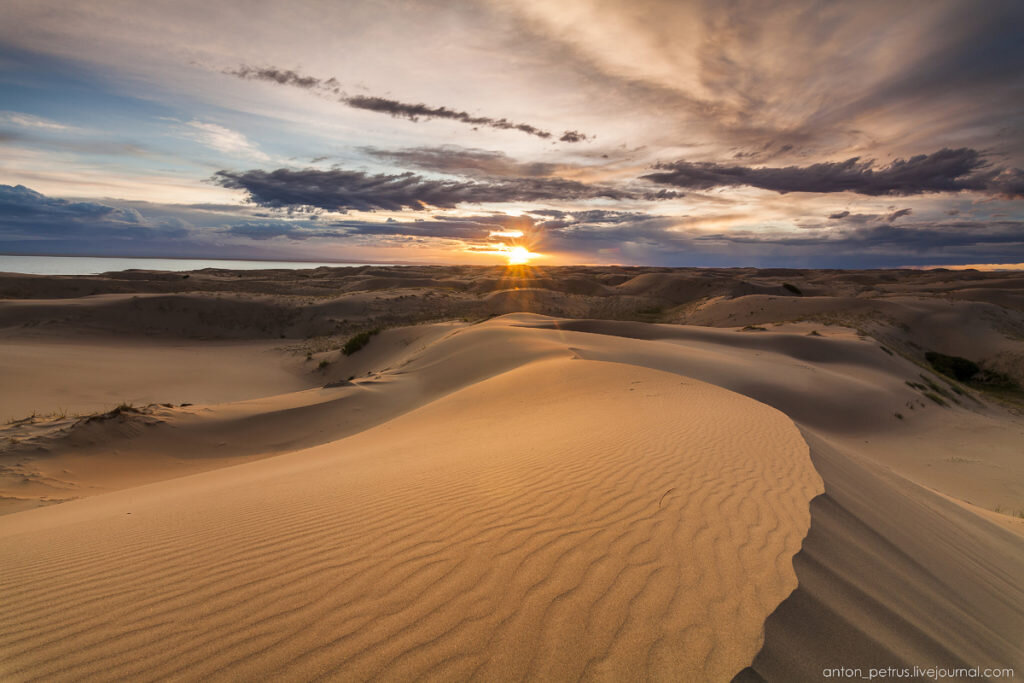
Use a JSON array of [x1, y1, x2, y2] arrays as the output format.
[[1, 266, 1022, 680]]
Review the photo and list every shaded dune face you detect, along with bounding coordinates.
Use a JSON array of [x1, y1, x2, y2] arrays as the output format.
[[0, 359, 821, 681]]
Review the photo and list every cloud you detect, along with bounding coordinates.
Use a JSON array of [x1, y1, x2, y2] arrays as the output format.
[[0, 111, 74, 131], [0, 184, 188, 244], [226, 65, 590, 142], [225, 221, 350, 241], [344, 95, 555, 139], [226, 66, 333, 91], [212, 167, 646, 211], [363, 145, 565, 178], [559, 130, 589, 143], [0, 184, 341, 256], [182, 120, 269, 161], [0, 184, 147, 223], [644, 148, 1024, 197], [339, 214, 530, 240], [4, 185, 1022, 268]]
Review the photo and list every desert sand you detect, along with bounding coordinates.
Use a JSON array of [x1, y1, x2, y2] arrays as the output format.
[[1, 265, 1022, 681]]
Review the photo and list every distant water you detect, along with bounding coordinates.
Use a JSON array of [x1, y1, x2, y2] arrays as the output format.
[[0, 255, 379, 275]]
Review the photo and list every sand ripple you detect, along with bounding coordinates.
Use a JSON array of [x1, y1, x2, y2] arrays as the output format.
[[0, 359, 821, 681]]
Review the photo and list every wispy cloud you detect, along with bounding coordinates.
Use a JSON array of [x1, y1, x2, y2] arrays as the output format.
[[182, 120, 269, 161], [362, 145, 565, 178], [225, 65, 591, 143], [0, 111, 75, 131]]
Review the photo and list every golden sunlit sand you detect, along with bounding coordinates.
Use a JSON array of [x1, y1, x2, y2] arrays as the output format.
[[1, 266, 1022, 680]]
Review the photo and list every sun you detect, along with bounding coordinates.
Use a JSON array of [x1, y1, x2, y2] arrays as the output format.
[[506, 245, 533, 265]]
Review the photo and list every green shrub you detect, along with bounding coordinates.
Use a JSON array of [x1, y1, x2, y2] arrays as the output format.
[[342, 328, 381, 356], [925, 351, 980, 382]]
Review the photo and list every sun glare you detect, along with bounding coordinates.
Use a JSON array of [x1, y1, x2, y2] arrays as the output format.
[[506, 245, 533, 265]]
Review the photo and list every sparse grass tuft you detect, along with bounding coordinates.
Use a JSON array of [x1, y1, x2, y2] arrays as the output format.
[[318, 359, 331, 369], [741, 324, 767, 331], [894, 412, 904, 420], [782, 282, 803, 296], [923, 391, 947, 407], [919, 374, 960, 404]]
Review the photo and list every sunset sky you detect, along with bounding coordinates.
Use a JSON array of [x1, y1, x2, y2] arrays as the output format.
[[1, 0, 1022, 267]]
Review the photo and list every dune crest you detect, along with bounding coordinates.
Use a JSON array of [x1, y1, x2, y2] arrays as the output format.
[[0, 358, 821, 681]]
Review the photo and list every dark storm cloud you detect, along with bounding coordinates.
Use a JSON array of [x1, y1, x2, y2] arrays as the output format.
[[644, 148, 1024, 197], [363, 146, 561, 177], [212, 167, 645, 211], [227, 65, 590, 142]]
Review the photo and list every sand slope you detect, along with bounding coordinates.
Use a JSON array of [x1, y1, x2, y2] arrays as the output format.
[[737, 432, 1024, 680], [0, 358, 820, 681], [0, 336, 315, 423]]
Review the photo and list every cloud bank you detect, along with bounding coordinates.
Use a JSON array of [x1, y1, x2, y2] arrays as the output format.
[[3, 185, 1023, 269], [213, 167, 652, 211], [644, 148, 1024, 197]]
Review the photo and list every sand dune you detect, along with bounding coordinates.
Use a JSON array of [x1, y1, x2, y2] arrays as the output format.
[[2, 266, 1023, 680], [0, 358, 821, 681]]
